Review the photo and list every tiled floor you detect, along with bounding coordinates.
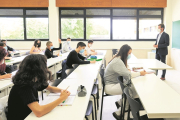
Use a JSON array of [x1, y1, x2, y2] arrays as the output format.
[[95, 70, 180, 120]]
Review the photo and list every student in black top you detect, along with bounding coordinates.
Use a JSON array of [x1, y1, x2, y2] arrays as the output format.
[[45, 39, 62, 59], [1, 39, 15, 52], [66, 42, 96, 68], [7, 54, 70, 120]]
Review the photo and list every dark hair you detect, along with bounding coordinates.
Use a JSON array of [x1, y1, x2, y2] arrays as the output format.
[[67, 37, 71, 39], [158, 24, 165, 30], [12, 54, 52, 87], [88, 40, 93, 44], [0, 42, 6, 47], [0, 47, 7, 63], [110, 44, 132, 67], [34, 39, 41, 48], [0, 39, 7, 42], [76, 42, 86, 48]]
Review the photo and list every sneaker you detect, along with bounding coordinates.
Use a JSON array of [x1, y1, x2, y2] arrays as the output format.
[[112, 112, 121, 120]]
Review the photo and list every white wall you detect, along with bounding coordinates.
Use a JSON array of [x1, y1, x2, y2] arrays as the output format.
[[170, 0, 180, 71]]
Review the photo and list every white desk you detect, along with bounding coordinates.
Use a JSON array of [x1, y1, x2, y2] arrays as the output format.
[[25, 50, 107, 120], [132, 74, 180, 118], [12, 50, 29, 56], [6, 55, 27, 65]]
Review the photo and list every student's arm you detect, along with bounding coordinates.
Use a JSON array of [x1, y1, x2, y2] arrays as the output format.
[[78, 53, 86, 60], [45, 50, 57, 58], [73, 53, 90, 64], [0, 74, 12, 79], [52, 43, 62, 50], [158, 34, 170, 48], [30, 46, 41, 54], [28, 90, 70, 117], [46, 85, 62, 93], [7, 46, 15, 51]]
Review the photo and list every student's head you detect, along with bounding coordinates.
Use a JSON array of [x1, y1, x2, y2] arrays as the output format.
[[76, 42, 86, 53], [0, 42, 7, 51], [67, 37, 71, 44], [88, 40, 93, 47], [46, 41, 53, 50], [1, 39, 7, 44], [158, 24, 165, 32], [34, 39, 41, 48], [0, 47, 7, 64], [116, 44, 132, 67], [12, 54, 52, 87]]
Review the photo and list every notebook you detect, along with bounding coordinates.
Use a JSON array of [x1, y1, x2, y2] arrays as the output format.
[[134, 69, 156, 74], [40, 90, 77, 106]]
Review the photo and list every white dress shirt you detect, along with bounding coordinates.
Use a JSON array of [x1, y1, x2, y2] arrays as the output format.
[[157, 32, 164, 45], [62, 42, 73, 53]]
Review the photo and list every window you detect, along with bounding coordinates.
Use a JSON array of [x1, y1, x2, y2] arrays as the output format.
[[139, 18, 161, 39], [0, 8, 48, 41], [59, 8, 163, 41], [113, 17, 136, 40], [86, 18, 110, 39], [61, 18, 84, 39]]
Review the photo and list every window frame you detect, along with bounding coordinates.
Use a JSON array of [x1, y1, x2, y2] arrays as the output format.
[[0, 7, 49, 41], [59, 8, 163, 41]]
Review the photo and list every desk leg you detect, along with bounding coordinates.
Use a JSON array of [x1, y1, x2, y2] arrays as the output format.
[[156, 70, 158, 76]]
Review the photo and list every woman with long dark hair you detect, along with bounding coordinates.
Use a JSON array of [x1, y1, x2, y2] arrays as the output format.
[[30, 39, 42, 54], [104, 44, 146, 119], [7, 54, 70, 120]]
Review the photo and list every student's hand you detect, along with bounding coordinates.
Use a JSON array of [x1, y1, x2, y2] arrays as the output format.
[[9, 51, 12, 53], [60, 90, 71, 100], [90, 60, 96, 64], [94, 52, 97, 55], [57, 53, 60, 56], [58, 39, 62, 43], [4, 74, 12, 78], [153, 45, 158, 48], [140, 70, 147, 76], [153, 44, 156, 47]]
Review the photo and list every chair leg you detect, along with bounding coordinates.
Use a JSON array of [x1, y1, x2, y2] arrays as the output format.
[[85, 116, 88, 120], [96, 84, 99, 110], [92, 105, 95, 120], [91, 94, 97, 120], [127, 105, 131, 120], [123, 96, 127, 120], [100, 94, 104, 120], [41, 91, 44, 100], [120, 94, 124, 120]]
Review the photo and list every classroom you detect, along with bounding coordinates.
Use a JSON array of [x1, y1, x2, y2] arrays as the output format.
[[0, 0, 180, 120]]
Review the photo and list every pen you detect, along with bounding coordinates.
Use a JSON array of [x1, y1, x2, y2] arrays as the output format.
[[65, 86, 69, 91]]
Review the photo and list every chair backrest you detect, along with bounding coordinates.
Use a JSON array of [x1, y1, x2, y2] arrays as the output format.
[[112, 49, 118, 56], [117, 76, 125, 92], [61, 59, 67, 79], [99, 65, 105, 87], [124, 87, 141, 120]]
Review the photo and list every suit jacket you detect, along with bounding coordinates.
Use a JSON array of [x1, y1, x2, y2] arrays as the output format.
[[155, 32, 169, 55]]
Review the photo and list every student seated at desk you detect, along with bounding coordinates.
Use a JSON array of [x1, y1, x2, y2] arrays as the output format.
[[62, 37, 73, 53], [84, 40, 97, 56], [45, 39, 62, 59], [104, 44, 147, 120], [7, 54, 70, 120], [0, 42, 12, 60], [0, 47, 12, 79], [1, 39, 15, 52], [30, 39, 43, 54], [66, 42, 96, 69]]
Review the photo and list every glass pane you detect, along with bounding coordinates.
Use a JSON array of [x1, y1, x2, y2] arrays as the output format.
[[139, 10, 161, 15], [86, 9, 110, 15], [113, 17, 136, 40], [61, 10, 84, 15], [113, 9, 137, 16], [86, 18, 110, 39], [26, 10, 48, 15], [0, 18, 24, 39], [61, 18, 84, 39], [139, 18, 161, 39], [0, 9, 23, 15], [26, 18, 49, 39]]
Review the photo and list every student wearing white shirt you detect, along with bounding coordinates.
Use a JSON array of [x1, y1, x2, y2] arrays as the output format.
[[84, 40, 97, 56], [153, 24, 169, 80], [62, 37, 73, 53]]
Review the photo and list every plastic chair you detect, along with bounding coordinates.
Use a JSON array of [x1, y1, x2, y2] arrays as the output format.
[[124, 87, 163, 120], [85, 101, 95, 120]]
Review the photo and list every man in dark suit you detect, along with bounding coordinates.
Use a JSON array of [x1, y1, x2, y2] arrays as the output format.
[[153, 24, 169, 80]]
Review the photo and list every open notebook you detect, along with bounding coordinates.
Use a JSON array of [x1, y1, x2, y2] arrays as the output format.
[[40, 91, 77, 106]]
